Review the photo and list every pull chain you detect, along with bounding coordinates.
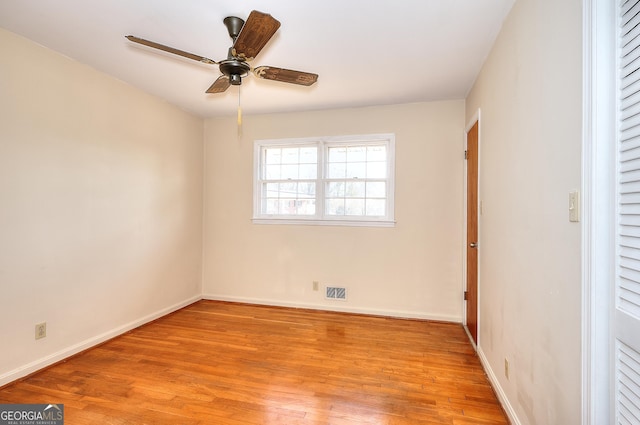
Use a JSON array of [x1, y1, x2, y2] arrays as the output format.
[[237, 85, 243, 138]]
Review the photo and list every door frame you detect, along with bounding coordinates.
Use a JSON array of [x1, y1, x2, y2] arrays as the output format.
[[582, 0, 614, 422], [464, 109, 481, 347]]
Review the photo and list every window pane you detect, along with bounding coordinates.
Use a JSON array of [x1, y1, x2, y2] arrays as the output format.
[[326, 198, 345, 215], [345, 198, 365, 215], [366, 161, 386, 178], [282, 148, 299, 164], [366, 199, 386, 216], [346, 162, 366, 178], [279, 199, 296, 214], [347, 146, 366, 162], [327, 182, 345, 197], [299, 164, 317, 179], [265, 183, 280, 198], [296, 199, 316, 215], [328, 147, 347, 162], [367, 145, 386, 161], [345, 182, 365, 197], [265, 148, 281, 164], [264, 199, 279, 214], [278, 182, 296, 195], [281, 164, 298, 179], [265, 164, 280, 179], [328, 163, 347, 179], [366, 182, 386, 198], [298, 182, 316, 198], [300, 147, 317, 164]]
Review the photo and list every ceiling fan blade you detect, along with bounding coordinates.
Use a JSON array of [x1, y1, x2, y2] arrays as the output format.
[[206, 76, 231, 93], [126, 35, 218, 65], [232, 11, 281, 61], [253, 66, 318, 86]]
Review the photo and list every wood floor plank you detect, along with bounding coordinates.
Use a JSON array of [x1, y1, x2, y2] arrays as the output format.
[[0, 300, 509, 424]]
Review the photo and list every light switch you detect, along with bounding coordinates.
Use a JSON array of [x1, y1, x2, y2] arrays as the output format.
[[569, 190, 580, 222]]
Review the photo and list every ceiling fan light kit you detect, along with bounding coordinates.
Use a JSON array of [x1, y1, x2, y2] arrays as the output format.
[[126, 10, 318, 97]]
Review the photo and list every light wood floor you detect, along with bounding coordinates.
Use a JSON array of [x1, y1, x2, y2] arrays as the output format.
[[0, 301, 509, 424]]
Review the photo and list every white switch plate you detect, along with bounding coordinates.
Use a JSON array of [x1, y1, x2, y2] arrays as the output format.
[[569, 190, 580, 222]]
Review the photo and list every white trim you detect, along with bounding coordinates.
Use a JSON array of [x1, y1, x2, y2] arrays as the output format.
[[582, 0, 595, 419], [0, 295, 201, 387], [477, 347, 522, 425], [202, 293, 462, 323], [463, 109, 481, 348], [466, 109, 481, 133], [462, 326, 477, 351], [582, 0, 616, 423], [252, 218, 395, 227]]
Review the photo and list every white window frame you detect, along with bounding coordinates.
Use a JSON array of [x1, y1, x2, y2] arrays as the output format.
[[253, 133, 396, 227]]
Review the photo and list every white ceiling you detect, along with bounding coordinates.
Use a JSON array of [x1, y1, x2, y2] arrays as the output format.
[[0, 0, 515, 118]]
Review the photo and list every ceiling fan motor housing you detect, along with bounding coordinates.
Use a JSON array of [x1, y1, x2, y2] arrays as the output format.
[[219, 59, 250, 85]]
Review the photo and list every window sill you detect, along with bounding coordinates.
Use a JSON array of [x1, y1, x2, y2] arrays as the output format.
[[252, 218, 396, 228]]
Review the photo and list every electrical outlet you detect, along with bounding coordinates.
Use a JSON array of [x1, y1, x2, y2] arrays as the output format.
[[313, 281, 319, 291], [504, 358, 509, 380], [35, 322, 46, 340]]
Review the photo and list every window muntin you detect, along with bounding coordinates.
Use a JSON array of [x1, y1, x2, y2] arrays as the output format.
[[254, 134, 395, 226]]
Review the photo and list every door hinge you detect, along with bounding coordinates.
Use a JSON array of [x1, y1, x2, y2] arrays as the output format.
[[464, 150, 468, 160], [464, 291, 468, 301]]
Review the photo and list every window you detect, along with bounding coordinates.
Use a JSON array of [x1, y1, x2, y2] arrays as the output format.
[[253, 134, 395, 226]]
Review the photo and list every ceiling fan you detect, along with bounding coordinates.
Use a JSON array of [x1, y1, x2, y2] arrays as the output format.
[[125, 10, 318, 94]]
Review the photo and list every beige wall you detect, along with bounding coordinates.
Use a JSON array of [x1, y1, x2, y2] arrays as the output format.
[[203, 101, 465, 320], [0, 29, 204, 384], [465, 0, 583, 423]]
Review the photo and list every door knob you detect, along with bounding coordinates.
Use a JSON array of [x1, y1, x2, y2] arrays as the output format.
[[469, 242, 478, 248]]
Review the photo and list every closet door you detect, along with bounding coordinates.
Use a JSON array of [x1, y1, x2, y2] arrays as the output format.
[[615, 1, 640, 422]]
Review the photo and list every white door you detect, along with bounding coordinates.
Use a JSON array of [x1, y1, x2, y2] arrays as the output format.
[[614, 1, 640, 422]]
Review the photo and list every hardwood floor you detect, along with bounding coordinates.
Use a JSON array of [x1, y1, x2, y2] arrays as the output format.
[[0, 301, 509, 424]]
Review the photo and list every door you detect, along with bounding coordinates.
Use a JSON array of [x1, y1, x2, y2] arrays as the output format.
[[614, 1, 640, 421], [466, 121, 479, 344], [586, 1, 640, 421]]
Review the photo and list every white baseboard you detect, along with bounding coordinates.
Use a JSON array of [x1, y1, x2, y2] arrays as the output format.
[[0, 295, 202, 387], [477, 346, 521, 425], [202, 293, 462, 323]]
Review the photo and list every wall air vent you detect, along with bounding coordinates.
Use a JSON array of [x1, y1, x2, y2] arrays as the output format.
[[325, 286, 347, 301]]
